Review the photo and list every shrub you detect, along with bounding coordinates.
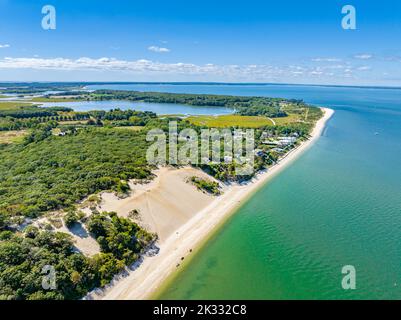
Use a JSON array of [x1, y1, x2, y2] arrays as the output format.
[[63, 211, 79, 228], [189, 176, 221, 195]]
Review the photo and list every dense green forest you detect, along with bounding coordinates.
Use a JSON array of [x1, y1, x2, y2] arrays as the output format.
[[0, 211, 154, 300], [0, 106, 74, 131], [0, 107, 157, 131], [0, 106, 72, 119], [0, 126, 153, 220]]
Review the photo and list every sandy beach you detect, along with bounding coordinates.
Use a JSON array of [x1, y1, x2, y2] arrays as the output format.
[[89, 107, 334, 300]]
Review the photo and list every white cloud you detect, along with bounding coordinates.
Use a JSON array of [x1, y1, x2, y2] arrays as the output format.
[[357, 66, 371, 71], [311, 57, 341, 62], [0, 44, 10, 48], [148, 46, 170, 53], [354, 54, 373, 60], [0, 57, 222, 74], [324, 64, 347, 70], [0, 56, 379, 82]]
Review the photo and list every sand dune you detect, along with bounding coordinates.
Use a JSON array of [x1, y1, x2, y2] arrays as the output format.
[[98, 167, 219, 242]]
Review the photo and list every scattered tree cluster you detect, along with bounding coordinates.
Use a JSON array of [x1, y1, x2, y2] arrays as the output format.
[[189, 176, 221, 195]]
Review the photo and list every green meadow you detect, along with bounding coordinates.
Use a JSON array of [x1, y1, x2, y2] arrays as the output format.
[[29, 97, 79, 102], [187, 113, 306, 128], [0, 130, 28, 144], [0, 101, 35, 110], [187, 114, 275, 128]]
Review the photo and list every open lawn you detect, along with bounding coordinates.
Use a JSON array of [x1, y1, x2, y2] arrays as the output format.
[[30, 97, 80, 102], [187, 113, 307, 128], [58, 120, 86, 125], [158, 114, 186, 118], [187, 114, 275, 128], [0, 130, 28, 144], [0, 101, 35, 110], [272, 113, 303, 125], [111, 126, 145, 131]]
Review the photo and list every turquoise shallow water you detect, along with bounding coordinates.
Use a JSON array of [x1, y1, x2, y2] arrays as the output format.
[[92, 84, 401, 299]]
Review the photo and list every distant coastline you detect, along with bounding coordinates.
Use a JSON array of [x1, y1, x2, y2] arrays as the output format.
[[85, 82, 401, 90], [91, 82, 401, 90], [1, 81, 401, 91]]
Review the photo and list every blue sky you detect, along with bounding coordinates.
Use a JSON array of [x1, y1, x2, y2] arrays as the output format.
[[0, 0, 401, 85]]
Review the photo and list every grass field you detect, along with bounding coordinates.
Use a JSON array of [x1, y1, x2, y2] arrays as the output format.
[[0, 130, 28, 144], [113, 126, 144, 131], [0, 101, 33, 110], [272, 113, 301, 125], [29, 97, 79, 102], [58, 120, 86, 125], [158, 114, 186, 118], [0, 101, 35, 110], [187, 114, 275, 128]]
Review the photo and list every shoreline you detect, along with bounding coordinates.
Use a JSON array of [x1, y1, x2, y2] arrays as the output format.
[[97, 107, 334, 300]]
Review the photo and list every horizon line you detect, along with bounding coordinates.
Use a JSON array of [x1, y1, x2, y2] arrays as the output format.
[[1, 81, 401, 91]]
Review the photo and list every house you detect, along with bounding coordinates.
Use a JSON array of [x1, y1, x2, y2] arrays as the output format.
[[261, 131, 274, 140], [277, 136, 296, 146], [262, 139, 280, 145]]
